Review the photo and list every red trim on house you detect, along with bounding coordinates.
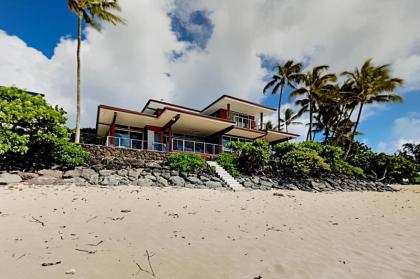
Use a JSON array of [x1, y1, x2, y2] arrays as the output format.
[[266, 129, 300, 137], [201, 94, 276, 112]]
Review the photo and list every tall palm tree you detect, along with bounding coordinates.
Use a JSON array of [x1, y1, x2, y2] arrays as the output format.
[[68, 0, 126, 143], [280, 108, 302, 132], [341, 59, 403, 157], [263, 60, 304, 131], [290, 65, 337, 141]]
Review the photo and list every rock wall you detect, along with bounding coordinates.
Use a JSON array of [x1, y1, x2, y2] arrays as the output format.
[[237, 174, 396, 192], [81, 144, 167, 169], [0, 165, 227, 189]]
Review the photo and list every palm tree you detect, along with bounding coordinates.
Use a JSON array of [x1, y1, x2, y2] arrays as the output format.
[[341, 59, 403, 157], [263, 60, 304, 131], [290, 65, 337, 141], [68, 0, 126, 143], [280, 108, 302, 132]]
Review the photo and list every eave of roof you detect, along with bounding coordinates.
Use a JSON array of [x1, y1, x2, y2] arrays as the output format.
[[141, 94, 276, 114]]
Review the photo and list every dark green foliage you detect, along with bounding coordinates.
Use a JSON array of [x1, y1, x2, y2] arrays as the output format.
[[217, 153, 239, 176], [229, 139, 271, 174], [169, 153, 207, 172], [279, 147, 330, 176], [0, 86, 90, 170], [348, 142, 418, 183]]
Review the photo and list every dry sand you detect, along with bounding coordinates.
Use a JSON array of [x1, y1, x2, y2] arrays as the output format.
[[1, 184, 420, 279]]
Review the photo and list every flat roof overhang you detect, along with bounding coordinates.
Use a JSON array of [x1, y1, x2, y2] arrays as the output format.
[[201, 95, 276, 116], [97, 105, 235, 138], [263, 129, 299, 143], [225, 127, 267, 140]]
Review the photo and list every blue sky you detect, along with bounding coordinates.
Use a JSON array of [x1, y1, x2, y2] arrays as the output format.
[[1, 0, 419, 153]]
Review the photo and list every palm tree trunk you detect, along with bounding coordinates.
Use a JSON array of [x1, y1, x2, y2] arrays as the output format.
[[74, 11, 82, 144], [308, 99, 313, 141], [344, 102, 364, 158], [285, 123, 288, 132], [277, 86, 284, 131]]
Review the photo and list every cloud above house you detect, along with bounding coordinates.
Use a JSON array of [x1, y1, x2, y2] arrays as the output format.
[[0, 0, 420, 138]]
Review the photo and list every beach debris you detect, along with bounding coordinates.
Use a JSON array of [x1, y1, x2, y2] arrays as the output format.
[[254, 276, 262, 279], [65, 269, 76, 275], [135, 250, 156, 277], [88, 240, 103, 247], [107, 216, 125, 221], [41, 261, 61, 267], [168, 213, 179, 218], [75, 248, 97, 254], [31, 216, 45, 227], [86, 215, 98, 223], [16, 253, 26, 261], [273, 193, 284, 197], [121, 209, 131, 213]]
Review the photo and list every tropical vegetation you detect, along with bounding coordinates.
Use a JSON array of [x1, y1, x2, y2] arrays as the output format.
[[68, 0, 126, 143], [0, 86, 90, 170]]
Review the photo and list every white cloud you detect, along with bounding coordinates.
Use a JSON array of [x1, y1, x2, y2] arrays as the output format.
[[376, 113, 420, 153], [0, 0, 420, 131]]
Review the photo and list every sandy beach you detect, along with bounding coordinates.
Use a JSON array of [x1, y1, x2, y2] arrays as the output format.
[[1, 184, 420, 279]]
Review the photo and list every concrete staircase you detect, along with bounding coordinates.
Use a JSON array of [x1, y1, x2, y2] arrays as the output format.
[[207, 161, 244, 191]]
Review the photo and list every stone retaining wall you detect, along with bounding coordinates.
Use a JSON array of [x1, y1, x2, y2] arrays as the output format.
[[81, 144, 167, 169]]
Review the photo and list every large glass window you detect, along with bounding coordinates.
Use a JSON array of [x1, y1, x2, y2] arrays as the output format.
[[112, 126, 143, 149]]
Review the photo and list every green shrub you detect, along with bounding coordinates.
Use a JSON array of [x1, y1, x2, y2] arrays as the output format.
[[169, 153, 207, 172], [279, 147, 330, 176], [229, 139, 271, 173], [0, 86, 90, 170], [217, 153, 239, 176], [273, 142, 296, 157]]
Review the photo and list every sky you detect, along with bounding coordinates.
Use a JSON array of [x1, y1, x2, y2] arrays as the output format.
[[1, 0, 419, 153]]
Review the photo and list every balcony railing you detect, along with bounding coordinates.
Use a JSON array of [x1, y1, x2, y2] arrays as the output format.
[[105, 136, 222, 155], [172, 138, 223, 155], [105, 136, 167, 152], [231, 115, 262, 130]]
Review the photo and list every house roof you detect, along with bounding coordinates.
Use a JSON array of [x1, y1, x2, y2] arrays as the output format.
[[141, 94, 276, 116]]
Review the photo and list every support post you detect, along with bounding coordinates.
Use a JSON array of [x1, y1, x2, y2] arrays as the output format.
[[260, 112, 264, 130], [227, 103, 231, 120]]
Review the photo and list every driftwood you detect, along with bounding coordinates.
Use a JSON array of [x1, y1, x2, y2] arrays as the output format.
[[371, 169, 387, 182], [75, 248, 97, 254], [135, 250, 156, 277], [88, 240, 103, 247], [41, 261, 61, 267], [31, 216, 45, 227], [86, 215, 98, 223]]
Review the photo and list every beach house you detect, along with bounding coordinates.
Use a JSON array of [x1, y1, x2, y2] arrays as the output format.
[[96, 95, 298, 155]]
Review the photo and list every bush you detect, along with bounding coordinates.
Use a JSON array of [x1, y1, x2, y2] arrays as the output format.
[[0, 86, 90, 170], [229, 139, 271, 173], [169, 153, 207, 172], [217, 153, 239, 176], [279, 147, 330, 176]]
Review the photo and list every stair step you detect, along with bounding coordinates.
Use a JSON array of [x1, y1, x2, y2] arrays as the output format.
[[206, 160, 244, 191]]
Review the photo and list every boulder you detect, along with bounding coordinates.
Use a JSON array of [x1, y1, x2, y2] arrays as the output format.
[[128, 169, 141, 180], [100, 175, 123, 186], [38, 169, 63, 179], [156, 176, 169, 187], [0, 173, 22, 184], [63, 169, 81, 178], [199, 175, 210, 182], [137, 178, 153, 186], [99, 169, 115, 176], [144, 175, 157, 181], [146, 161, 161, 168], [117, 169, 128, 176], [243, 181, 254, 188], [186, 176, 202, 185], [260, 180, 273, 188], [27, 175, 58, 185], [161, 172, 171, 180], [205, 181, 222, 189], [170, 170, 179, 176], [17, 172, 39, 181], [169, 176, 185, 187]]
